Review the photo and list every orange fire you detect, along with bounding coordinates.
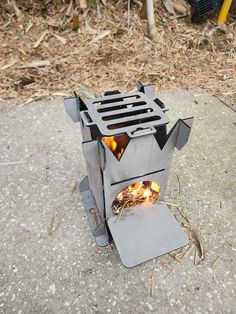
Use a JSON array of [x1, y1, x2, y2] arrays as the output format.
[[103, 134, 129, 160], [112, 181, 161, 214]]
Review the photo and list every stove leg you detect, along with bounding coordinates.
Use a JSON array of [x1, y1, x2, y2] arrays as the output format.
[[79, 177, 110, 247]]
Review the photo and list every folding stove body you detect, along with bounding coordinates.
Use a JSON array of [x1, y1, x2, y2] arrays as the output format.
[[64, 83, 193, 267]]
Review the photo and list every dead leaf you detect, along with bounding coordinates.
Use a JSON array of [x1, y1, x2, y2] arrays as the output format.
[[71, 180, 78, 193], [33, 30, 48, 48], [163, 0, 189, 16], [53, 34, 68, 45], [172, 0, 188, 15], [1, 60, 17, 71], [90, 30, 111, 43], [18, 60, 51, 69]]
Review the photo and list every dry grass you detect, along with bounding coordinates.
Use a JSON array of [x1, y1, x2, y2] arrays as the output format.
[[0, 1, 235, 106]]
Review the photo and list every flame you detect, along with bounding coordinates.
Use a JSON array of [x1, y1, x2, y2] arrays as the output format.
[[112, 181, 161, 214], [103, 136, 117, 151], [103, 134, 129, 160]]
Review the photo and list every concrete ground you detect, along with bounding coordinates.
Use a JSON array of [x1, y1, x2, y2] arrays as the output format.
[[0, 91, 235, 314]]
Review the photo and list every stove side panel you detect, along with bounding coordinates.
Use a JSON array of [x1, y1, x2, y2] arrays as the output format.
[[82, 141, 105, 219]]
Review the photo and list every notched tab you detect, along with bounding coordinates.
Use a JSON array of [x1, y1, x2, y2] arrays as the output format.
[[163, 117, 193, 151], [64, 94, 87, 122], [136, 82, 155, 99], [176, 117, 194, 150], [64, 97, 80, 122]]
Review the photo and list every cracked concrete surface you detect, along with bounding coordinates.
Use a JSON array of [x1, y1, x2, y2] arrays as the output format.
[[0, 91, 235, 314]]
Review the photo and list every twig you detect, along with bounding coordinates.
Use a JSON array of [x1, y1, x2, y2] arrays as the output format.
[[194, 248, 198, 265], [0, 60, 17, 71], [19, 97, 41, 107], [181, 222, 199, 232], [210, 256, 220, 268], [109, 215, 117, 224], [11, 0, 21, 17], [25, 21, 33, 33], [71, 180, 78, 193], [0, 161, 26, 166], [186, 264, 200, 272], [90, 30, 110, 44], [18, 60, 51, 69], [117, 200, 130, 221], [214, 94, 236, 113], [192, 231, 205, 260], [170, 14, 187, 19], [159, 201, 190, 223], [33, 30, 48, 49], [176, 174, 181, 195], [91, 210, 99, 227], [174, 244, 194, 261], [176, 207, 190, 224], [149, 275, 155, 297], [128, 0, 131, 29], [213, 275, 224, 293], [159, 200, 179, 207], [65, 0, 73, 17], [164, 263, 178, 279], [48, 208, 61, 235]]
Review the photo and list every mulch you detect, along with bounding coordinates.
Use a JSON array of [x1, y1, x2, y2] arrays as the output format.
[[0, 0, 235, 108]]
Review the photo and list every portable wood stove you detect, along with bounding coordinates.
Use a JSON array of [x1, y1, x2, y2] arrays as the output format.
[[64, 83, 193, 267]]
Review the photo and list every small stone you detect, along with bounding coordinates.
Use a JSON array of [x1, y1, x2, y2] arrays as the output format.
[[48, 284, 56, 295]]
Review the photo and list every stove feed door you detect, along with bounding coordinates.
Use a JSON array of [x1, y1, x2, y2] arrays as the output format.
[[108, 203, 188, 268]]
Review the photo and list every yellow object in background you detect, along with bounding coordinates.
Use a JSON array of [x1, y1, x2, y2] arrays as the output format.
[[217, 0, 233, 25]]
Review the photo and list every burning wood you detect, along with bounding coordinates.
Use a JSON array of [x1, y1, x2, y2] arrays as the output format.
[[112, 181, 160, 215]]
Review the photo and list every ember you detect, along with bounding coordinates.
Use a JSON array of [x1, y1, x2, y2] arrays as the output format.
[[112, 181, 161, 215]]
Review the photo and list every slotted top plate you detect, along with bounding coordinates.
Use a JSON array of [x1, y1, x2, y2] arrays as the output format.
[[108, 203, 188, 268], [81, 92, 169, 137]]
